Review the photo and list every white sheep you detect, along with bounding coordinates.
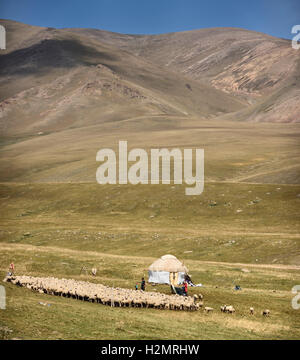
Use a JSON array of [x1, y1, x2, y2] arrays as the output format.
[[226, 306, 235, 314], [262, 309, 270, 317], [204, 306, 214, 313], [5, 275, 200, 312]]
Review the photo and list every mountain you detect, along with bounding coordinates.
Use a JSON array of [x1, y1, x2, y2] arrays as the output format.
[[0, 19, 299, 183], [69, 27, 299, 97], [0, 19, 245, 137], [68, 26, 300, 123]]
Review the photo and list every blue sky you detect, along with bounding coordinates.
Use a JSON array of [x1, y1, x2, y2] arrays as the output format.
[[0, 0, 299, 39]]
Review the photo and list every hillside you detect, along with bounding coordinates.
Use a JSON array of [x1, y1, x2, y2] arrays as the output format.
[[0, 20, 299, 183], [69, 27, 299, 97], [0, 19, 244, 137]]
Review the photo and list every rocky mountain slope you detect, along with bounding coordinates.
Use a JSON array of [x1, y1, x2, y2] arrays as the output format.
[[0, 19, 245, 137], [69, 27, 299, 96], [0, 19, 299, 183]]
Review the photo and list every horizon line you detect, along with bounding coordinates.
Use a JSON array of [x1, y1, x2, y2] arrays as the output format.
[[0, 18, 291, 41]]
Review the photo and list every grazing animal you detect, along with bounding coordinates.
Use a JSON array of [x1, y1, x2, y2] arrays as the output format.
[[5, 275, 200, 312], [220, 305, 227, 312], [220, 305, 235, 313], [262, 309, 270, 317], [226, 306, 235, 314], [204, 306, 214, 313], [249, 307, 254, 315]]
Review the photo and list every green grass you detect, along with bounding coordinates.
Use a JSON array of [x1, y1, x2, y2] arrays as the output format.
[[1, 182, 299, 264], [0, 244, 299, 340], [0, 182, 300, 339]]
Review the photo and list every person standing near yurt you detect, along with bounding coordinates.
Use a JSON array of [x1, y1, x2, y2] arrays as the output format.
[[183, 281, 188, 296], [141, 277, 146, 291]]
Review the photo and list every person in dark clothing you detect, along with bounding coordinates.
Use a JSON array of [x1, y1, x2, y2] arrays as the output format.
[[184, 273, 195, 286], [185, 274, 191, 283], [141, 278, 146, 291]]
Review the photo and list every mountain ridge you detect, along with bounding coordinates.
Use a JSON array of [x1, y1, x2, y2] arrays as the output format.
[[0, 19, 299, 184]]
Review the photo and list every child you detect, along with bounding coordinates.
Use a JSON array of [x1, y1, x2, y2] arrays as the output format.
[[9, 262, 15, 275]]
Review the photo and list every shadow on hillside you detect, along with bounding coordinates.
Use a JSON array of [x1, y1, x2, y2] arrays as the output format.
[[0, 38, 118, 76]]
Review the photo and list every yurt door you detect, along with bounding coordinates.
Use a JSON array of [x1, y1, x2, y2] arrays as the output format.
[[170, 272, 179, 285]]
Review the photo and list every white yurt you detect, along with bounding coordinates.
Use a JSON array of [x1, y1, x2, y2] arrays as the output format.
[[148, 254, 188, 285]]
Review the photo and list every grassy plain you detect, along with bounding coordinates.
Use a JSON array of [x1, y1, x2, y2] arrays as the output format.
[[0, 182, 299, 340]]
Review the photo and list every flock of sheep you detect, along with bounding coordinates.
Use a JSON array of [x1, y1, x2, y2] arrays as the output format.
[[4, 275, 202, 311], [4, 275, 271, 316], [204, 305, 270, 316]]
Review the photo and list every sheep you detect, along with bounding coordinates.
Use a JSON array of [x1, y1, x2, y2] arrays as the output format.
[[220, 305, 235, 314], [262, 309, 270, 317], [5, 275, 200, 312], [221, 305, 230, 313], [226, 306, 235, 314], [249, 307, 254, 315], [190, 303, 199, 311], [204, 307, 214, 313]]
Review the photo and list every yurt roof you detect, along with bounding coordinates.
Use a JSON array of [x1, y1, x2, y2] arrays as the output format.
[[148, 254, 188, 273]]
